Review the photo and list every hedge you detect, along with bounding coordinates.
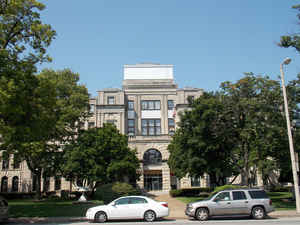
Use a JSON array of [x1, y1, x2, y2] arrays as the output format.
[[169, 187, 212, 197]]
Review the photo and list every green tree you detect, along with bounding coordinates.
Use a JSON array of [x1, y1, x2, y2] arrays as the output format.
[[168, 92, 239, 187], [62, 123, 140, 194], [220, 74, 287, 186], [0, 0, 56, 63], [1, 67, 90, 198], [168, 74, 288, 187]]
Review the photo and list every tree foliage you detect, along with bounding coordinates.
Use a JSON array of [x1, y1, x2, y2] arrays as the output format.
[[62, 123, 140, 192], [168, 92, 239, 187], [278, 5, 300, 53], [0, 65, 90, 198], [0, 0, 56, 63], [168, 74, 290, 187]]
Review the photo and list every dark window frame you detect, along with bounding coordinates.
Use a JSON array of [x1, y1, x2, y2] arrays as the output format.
[[128, 119, 135, 135], [143, 149, 162, 165], [168, 118, 175, 135], [141, 100, 161, 110], [191, 176, 201, 187], [168, 100, 174, 110], [12, 176, 19, 192], [141, 119, 161, 136], [1, 176, 8, 192], [55, 176, 61, 191], [232, 191, 247, 200], [128, 101, 134, 110], [107, 96, 115, 105]]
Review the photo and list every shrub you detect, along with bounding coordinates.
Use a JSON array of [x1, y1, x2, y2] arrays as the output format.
[[169, 187, 213, 197], [269, 186, 292, 192], [94, 182, 141, 204], [0, 192, 36, 200], [169, 189, 182, 197]]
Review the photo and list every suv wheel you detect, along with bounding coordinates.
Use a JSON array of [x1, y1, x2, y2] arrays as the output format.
[[252, 206, 265, 219], [195, 208, 209, 221]]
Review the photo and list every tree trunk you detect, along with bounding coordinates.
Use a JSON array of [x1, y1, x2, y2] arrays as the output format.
[[241, 143, 250, 186], [35, 170, 42, 200], [209, 173, 217, 189]]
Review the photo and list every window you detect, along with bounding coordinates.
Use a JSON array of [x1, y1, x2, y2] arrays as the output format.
[[130, 197, 147, 204], [143, 149, 162, 165], [168, 100, 174, 110], [115, 198, 129, 205], [90, 104, 95, 113], [76, 179, 83, 187], [106, 120, 117, 126], [12, 176, 19, 192], [142, 119, 161, 136], [107, 96, 115, 104], [168, 118, 175, 135], [232, 191, 247, 200], [88, 122, 95, 128], [43, 177, 50, 192], [141, 100, 160, 110], [128, 119, 135, 136], [13, 155, 21, 169], [128, 101, 134, 110], [248, 190, 268, 199], [0, 177, 8, 192], [191, 177, 201, 187], [128, 111, 135, 119], [55, 176, 61, 190], [2, 158, 9, 170], [215, 192, 231, 201]]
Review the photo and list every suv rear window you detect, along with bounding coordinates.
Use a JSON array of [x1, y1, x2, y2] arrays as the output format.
[[248, 190, 268, 199]]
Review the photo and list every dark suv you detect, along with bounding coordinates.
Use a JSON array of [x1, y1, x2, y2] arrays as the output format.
[[185, 189, 274, 221]]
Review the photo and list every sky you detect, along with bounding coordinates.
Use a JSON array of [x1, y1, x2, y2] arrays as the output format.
[[38, 0, 300, 97]]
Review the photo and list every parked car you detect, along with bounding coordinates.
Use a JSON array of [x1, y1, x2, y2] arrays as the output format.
[[185, 188, 274, 221], [0, 196, 8, 221], [86, 196, 169, 222]]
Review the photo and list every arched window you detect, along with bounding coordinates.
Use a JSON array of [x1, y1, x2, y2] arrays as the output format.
[[143, 149, 162, 165], [12, 176, 19, 192], [1, 176, 8, 192]]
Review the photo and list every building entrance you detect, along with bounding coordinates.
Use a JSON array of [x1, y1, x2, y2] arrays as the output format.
[[144, 170, 162, 191]]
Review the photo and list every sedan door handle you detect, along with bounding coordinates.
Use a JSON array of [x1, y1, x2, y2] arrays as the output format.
[[245, 201, 248, 203], [227, 202, 231, 204]]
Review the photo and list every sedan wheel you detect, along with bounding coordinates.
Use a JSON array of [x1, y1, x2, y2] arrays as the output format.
[[252, 206, 265, 219], [94, 211, 107, 223], [144, 210, 156, 222], [195, 208, 209, 221]]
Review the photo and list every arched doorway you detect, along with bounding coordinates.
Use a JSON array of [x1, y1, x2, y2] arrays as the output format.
[[1, 176, 8, 192], [12, 176, 19, 192], [143, 149, 163, 191]]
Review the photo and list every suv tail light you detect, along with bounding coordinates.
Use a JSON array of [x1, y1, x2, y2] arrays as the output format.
[[162, 203, 168, 208], [269, 199, 272, 205]]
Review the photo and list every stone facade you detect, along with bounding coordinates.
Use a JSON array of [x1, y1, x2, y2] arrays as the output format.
[[0, 63, 205, 193]]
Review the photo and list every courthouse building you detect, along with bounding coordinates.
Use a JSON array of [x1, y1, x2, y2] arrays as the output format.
[[0, 63, 207, 193]]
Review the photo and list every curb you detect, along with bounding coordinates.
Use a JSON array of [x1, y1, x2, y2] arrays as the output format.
[[7, 214, 300, 224]]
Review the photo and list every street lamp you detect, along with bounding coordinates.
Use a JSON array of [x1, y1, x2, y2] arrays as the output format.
[[280, 57, 300, 213]]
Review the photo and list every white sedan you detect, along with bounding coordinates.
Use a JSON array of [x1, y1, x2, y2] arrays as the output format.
[[86, 195, 169, 222]]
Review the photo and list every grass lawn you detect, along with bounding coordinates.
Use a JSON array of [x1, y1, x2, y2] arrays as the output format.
[[176, 192, 296, 211], [8, 199, 103, 217]]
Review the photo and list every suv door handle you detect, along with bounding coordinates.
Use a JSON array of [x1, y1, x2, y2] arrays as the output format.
[[227, 202, 231, 204], [245, 201, 248, 203]]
